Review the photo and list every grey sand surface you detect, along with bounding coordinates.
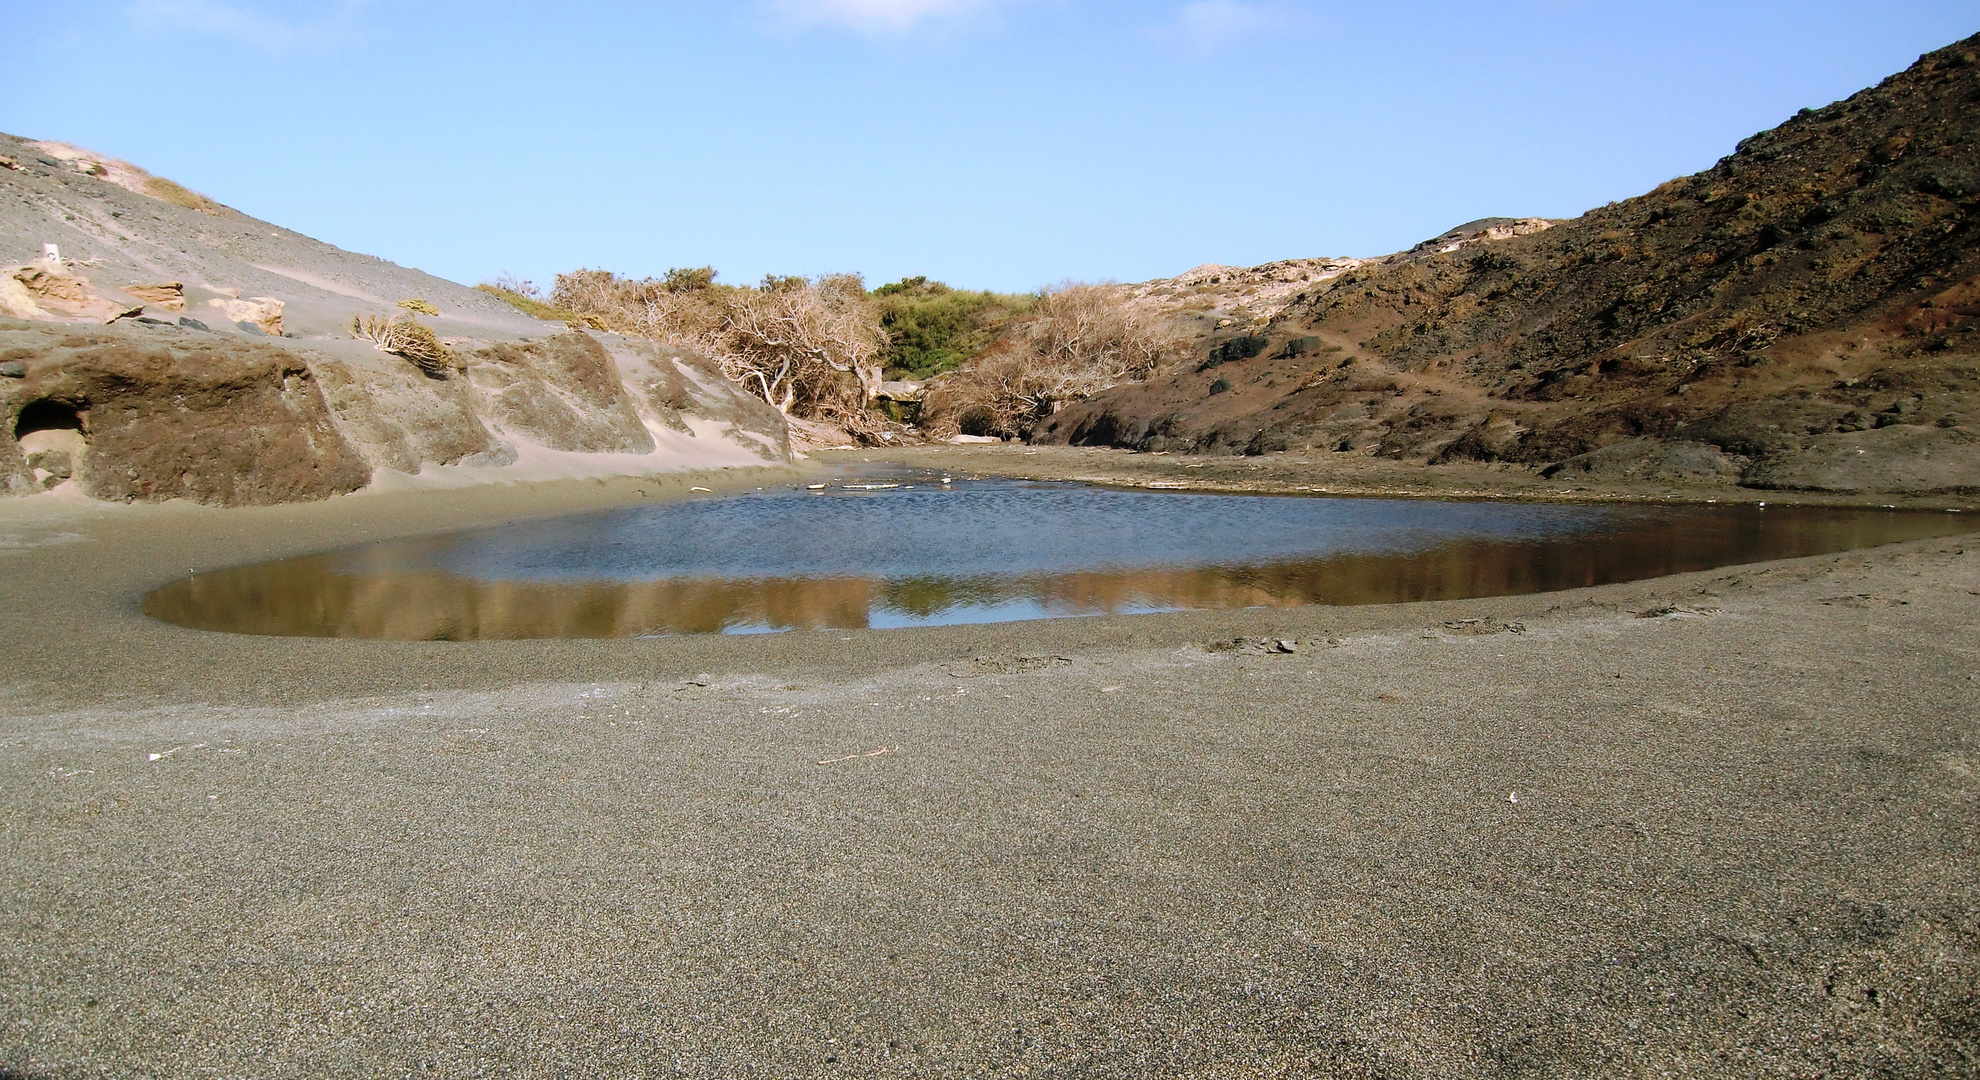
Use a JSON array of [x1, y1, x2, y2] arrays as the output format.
[[1, 471, 1976, 1077]]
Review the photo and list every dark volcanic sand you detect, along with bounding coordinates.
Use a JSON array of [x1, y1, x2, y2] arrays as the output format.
[[1, 456, 1976, 1078]]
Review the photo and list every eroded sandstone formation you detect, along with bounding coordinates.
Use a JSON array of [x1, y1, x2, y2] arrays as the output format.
[[0, 316, 793, 507], [0, 323, 369, 504], [0, 126, 794, 507]]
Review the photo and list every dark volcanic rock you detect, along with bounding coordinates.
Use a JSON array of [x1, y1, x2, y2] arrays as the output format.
[[1036, 34, 1980, 494]]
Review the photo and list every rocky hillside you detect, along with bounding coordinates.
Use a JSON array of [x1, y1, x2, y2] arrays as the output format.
[[1039, 35, 1980, 495], [0, 133, 788, 506]]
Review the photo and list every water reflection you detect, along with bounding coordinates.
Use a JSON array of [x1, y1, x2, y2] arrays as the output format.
[[141, 472, 1970, 639]]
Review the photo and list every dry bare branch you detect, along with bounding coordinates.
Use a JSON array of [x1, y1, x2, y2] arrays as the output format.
[[349, 313, 456, 377], [549, 268, 887, 428], [922, 283, 1181, 439]]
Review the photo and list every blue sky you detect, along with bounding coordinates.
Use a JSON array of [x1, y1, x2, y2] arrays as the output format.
[[11, 2, 1977, 293]]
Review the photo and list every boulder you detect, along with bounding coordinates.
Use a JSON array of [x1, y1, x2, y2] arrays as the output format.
[[0, 273, 47, 320], [122, 281, 186, 312], [206, 296, 284, 336], [5, 264, 170, 323], [10, 264, 90, 309], [309, 355, 513, 474]]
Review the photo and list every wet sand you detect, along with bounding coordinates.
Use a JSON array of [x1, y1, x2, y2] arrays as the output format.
[[831, 442, 1980, 509], [2, 452, 1977, 1077]]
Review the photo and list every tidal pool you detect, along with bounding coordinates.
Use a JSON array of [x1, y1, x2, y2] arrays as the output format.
[[143, 468, 1970, 639]]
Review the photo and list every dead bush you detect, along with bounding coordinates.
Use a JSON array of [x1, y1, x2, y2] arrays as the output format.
[[550, 268, 884, 426], [349, 313, 456, 377], [922, 283, 1180, 439]]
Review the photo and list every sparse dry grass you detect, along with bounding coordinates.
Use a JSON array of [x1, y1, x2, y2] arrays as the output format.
[[475, 284, 598, 328], [142, 176, 217, 214]]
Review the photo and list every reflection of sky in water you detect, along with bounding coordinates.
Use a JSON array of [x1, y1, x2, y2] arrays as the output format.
[[401, 479, 1630, 585], [714, 593, 1186, 635], [147, 479, 1969, 639]]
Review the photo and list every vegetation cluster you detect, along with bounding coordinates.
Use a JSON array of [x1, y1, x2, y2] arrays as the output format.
[[141, 176, 217, 215], [870, 277, 1034, 380], [921, 284, 1182, 439], [476, 277, 596, 327], [548, 267, 886, 430], [481, 267, 1179, 442]]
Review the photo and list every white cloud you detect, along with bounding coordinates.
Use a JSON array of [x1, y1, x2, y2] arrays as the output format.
[[771, 0, 1021, 34], [1147, 0, 1314, 55], [126, 0, 377, 53]]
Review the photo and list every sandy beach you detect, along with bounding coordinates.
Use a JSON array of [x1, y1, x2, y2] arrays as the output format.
[[2, 449, 1977, 1077]]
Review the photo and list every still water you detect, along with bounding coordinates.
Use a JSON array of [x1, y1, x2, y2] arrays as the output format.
[[143, 467, 1970, 639]]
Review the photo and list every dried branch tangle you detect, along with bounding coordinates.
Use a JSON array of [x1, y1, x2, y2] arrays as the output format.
[[552, 269, 883, 425]]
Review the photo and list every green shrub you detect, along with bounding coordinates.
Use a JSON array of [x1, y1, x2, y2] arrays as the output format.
[[665, 266, 719, 293], [872, 276, 1034, 380], [397, 298, 440, 316]]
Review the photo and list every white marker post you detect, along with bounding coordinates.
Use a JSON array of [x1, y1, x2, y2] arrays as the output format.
[[41, 244, 60, 264]]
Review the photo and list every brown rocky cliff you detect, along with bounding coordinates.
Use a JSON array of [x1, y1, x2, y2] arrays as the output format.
[[1038, 33, 1980, 495], [0, 322, 370, 505]]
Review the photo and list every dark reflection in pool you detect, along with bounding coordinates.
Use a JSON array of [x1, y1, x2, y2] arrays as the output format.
[[142, 469, 1971, 639]]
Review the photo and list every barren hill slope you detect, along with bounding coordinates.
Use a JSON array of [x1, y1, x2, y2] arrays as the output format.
[[1040, 34, 1980, 495], [0, 133, 788, 505]]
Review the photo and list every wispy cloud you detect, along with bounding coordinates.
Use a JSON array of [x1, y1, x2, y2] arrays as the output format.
[[770, 0, 1027, 34], [126, 0, 379, 53], [1146, 0, 1317, 56]]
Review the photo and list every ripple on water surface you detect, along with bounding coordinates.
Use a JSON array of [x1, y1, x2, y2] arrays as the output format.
[[142, 468, 1970, 639]]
